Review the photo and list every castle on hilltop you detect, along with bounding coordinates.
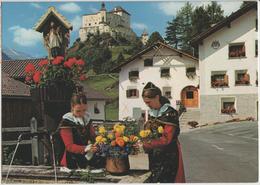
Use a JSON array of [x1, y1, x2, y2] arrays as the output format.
[[79, 2, 138, 42]]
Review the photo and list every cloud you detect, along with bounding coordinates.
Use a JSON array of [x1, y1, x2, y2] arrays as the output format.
[[9, 26, 42, 47], [158, 1, 242, 17], [71, 16, 82, 31], [30, 3, 42, 9], [158, 2, 185, 16], [132, 22, 148, 30], [59, 3, 81, 13]]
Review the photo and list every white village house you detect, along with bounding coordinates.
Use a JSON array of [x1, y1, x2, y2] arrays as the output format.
[[190, 2, 258, 124], [113, 42, 199, 120]]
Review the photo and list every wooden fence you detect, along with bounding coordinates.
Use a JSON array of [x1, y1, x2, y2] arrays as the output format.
[[2, 117, 45, 165]]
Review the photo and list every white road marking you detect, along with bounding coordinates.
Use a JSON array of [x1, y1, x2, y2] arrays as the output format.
[[212, 144, 224, 151], [228, 133, 234, 136]]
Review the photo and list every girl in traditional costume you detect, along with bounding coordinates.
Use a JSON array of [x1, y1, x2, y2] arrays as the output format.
[[59, 93, 104, 169], [141, 82, 185, 183]]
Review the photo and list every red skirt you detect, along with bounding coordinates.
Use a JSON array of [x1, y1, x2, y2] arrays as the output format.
[[175, 139, 186, 183]]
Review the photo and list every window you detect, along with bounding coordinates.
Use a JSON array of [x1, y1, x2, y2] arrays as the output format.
[[211, 71, 229, 87], [256, 71, 258, 86], [161, 68, 170, 78], [229, 43, 246, 58], [186, 91, 194, 99], [163, 87, 172, 99], [235, 70, 250, 85], [129, 71, 139, 81], [221, 97, 236, 114], [144, 59, 153, 66], [126, 89, 139, 98], [256, 19, 258, 31], [186, 67, 196, 78], [94, 103, 100, 114], [255, 40, 258, 56], [89, 23, 91, 26]]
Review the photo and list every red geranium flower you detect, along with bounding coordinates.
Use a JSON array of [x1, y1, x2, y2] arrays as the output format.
[[39, 59, 48, 67], [76, 59, 85, 66], [64, 57, 77, 68], [33, 71, 42, 84], [52, 56, 63, 65], [25, 63, 35, 73], [79, 74, 87, 81]]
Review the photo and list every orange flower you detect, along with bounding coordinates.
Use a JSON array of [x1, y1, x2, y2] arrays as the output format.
[[111, 140, 116, 147], [116, 137, 125, 147], [115, 132, 121, 138]]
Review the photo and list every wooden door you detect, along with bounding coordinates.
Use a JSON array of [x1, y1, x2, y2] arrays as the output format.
[[181, 86, 198, 108]]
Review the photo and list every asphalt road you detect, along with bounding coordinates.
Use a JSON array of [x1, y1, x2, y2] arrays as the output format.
[[179, 121, 258, 183]]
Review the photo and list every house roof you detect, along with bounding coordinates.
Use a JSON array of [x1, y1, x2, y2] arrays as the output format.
[[110, 6, 130, 15], [111, 41, 198, 72], [80, 83, 109, 100], [34, 6, 73, 32], [2, 58, 44, 79], [2, 72, 31, 97], [190, 2, 257, 45]]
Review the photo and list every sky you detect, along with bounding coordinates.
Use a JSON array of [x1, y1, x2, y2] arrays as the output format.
[[1, 0, 243, 58]]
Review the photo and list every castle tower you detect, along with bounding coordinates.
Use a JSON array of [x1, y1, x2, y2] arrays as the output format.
[[100, 2, 107, 23], [141, 29, 149, 45]]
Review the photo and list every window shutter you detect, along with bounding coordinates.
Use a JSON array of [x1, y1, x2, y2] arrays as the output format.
[[136, 89, 139, 98], [126, 90, 130, 98], [224, 75, 228, 85]]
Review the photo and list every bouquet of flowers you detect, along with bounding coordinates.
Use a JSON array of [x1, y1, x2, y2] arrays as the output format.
[[95, 123, 139, 158], [24, 56, 87, 88], [139, 120, 164, 143]]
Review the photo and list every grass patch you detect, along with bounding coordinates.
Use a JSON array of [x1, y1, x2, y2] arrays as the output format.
[[83, 74, 119, 120], [111, 46, 131, 61], [105, 100, 118, 120]]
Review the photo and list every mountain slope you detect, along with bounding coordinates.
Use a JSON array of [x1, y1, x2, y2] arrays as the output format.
[[2, 48, 34, 60]]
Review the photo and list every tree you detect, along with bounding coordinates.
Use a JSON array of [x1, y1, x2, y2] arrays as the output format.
[[146, 31, 164, 46], [165, 2, 225, 56], [116, 52, 125, 65], [192, 6, 210, 36], [206, 2, 224, 26], [165, 17, 179, 48]]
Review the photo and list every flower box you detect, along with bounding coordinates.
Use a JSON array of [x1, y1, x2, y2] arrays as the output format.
[[30, 82, 74, 102]]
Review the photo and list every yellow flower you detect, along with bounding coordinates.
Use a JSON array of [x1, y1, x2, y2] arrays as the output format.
[[120, 125, 126, 131], [139, 130, 147, 138], [95, 136, 103, 143], [123, 136, 129, 142], [107, 133, 114, 140], [101, 138, 107, 143], [157, 126, 164, 134], [145, 129, 151, 136], [98, 126, 106, 134], [113, 123, 120, 131], [115, 127, 121, 133]]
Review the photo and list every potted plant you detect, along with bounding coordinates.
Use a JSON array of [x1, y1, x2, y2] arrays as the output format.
[[95, 122, 139, 175], [25, 56, 87, 102]]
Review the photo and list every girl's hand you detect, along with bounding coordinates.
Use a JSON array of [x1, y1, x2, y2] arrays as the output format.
[[90, 145, 98, 153]]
